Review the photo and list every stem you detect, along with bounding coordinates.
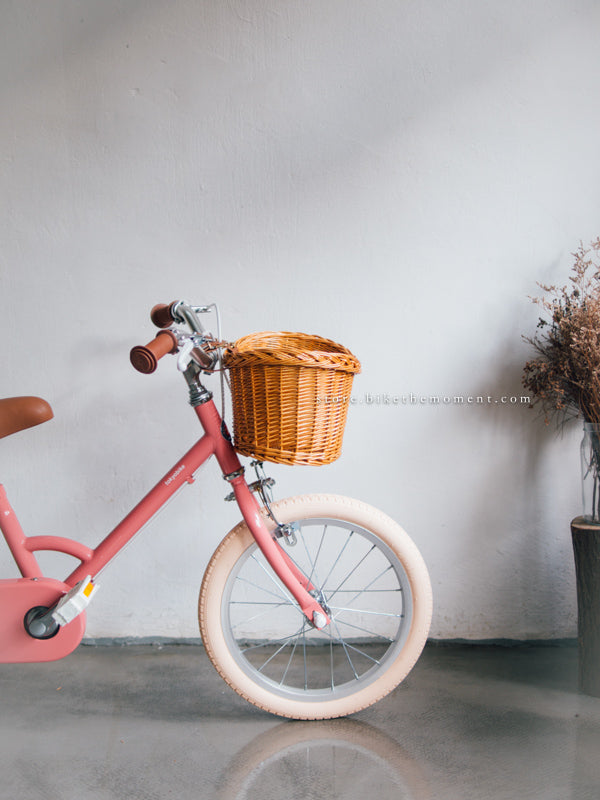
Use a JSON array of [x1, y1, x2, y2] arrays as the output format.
[[588, 429, 600, 522]]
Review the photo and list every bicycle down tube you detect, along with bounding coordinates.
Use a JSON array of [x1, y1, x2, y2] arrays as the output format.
[[0, 396, 328, 628]]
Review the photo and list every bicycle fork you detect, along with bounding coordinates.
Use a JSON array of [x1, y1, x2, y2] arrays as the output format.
[[224, 472, 330, 630], [193, 397, 330, 630]]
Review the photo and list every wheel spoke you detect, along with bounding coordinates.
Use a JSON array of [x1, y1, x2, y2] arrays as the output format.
[[302, 624, 308, 690], [255, 629, 306, 674], [327, 616, 359, 679], [324, 588, 402, 593], [275, 536, 318, 593], [234, 575, 291, 605], [230, 600, 292, 605], [214, 507, 425, 710], [309, 525, 328, 587], [329, 616, 396, 643], [320, 530, 355, 593], [325, 544, 377, 603], [279, 623, 306, 686], [300, 524, 325, 590], [329, 638, 335, 690], [342, 563, 398, 609], [321, 626, 382, 667], [251, 552, 297, 606], [329, 605, 403, 619], [241, 626, 306, 655], [231, 601, 291, 633]]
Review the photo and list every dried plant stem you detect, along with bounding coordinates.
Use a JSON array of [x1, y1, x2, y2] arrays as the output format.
[[523, 238, 600, 521]]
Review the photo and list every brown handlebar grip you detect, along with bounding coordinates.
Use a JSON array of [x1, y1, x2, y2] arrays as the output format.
[[150, 302, 177, 329], [130, 330, 178, 374]]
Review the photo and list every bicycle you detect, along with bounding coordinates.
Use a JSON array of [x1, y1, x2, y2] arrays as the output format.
[[0, 301, 432, 719]]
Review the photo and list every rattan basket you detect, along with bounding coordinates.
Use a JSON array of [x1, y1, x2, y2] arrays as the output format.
[[223, 331, 361, 466]]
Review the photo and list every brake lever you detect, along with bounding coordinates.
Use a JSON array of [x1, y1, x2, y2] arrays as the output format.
[[176, 339, 196, 372], [176, 336, 218, 373]]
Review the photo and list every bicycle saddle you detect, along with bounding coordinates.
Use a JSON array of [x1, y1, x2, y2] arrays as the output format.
[[0, 397, 53, 439]]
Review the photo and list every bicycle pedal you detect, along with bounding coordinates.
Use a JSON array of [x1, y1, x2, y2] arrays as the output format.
[[52, 576, 99, 626]]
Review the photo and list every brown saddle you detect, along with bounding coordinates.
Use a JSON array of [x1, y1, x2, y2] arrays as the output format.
[[0, 397, 54, 439]]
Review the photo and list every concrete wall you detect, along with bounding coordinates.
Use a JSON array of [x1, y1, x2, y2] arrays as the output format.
[[2, 0, 599, 640]]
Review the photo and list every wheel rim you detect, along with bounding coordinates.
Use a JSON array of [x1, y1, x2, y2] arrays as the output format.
[[221, 517, 413, 703]]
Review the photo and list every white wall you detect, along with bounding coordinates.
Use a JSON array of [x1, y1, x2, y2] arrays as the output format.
[[2, 0, 599, 640]]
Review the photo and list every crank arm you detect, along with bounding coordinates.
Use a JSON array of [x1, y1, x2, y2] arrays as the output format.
[[24, 576, 99, 639]]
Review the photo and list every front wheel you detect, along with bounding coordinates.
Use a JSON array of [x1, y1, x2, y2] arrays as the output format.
[[199, 494, 432, 719]]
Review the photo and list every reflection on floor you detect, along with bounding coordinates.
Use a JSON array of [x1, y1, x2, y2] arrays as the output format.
[[1, 642, 598, 799]]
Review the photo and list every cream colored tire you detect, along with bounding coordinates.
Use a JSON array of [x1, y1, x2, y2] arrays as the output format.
[[199, 494, 432, 720]]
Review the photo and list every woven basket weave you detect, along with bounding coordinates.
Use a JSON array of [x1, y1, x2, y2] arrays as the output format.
[[223, 331, 361, 466]]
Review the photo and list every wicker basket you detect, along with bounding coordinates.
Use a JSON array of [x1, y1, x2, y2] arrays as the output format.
[[223, 331, 361, 466]]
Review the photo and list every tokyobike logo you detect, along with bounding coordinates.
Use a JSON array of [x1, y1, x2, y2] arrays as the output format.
[[164, 464, 186, 486]]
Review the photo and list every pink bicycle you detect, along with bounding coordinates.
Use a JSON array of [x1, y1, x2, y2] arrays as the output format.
[[0, 301, 432, 719]]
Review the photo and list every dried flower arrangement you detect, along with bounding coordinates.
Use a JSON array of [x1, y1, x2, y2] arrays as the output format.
[[522, 238, 600, 521], [522, 238, 600, 424]]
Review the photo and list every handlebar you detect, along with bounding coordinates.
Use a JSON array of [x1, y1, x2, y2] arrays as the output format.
[[150, 302, 177, 329], [130, 300, 220, 374], [130, 330, 178, 374]]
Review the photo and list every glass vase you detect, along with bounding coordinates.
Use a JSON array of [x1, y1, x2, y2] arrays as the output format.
[[581, 422, 600, 524]]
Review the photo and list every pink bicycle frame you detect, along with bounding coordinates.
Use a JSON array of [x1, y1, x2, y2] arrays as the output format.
[[0, 398, 327, 628]]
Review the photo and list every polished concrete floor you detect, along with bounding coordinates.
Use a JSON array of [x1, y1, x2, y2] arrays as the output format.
[[1, 642, 599, 799]]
